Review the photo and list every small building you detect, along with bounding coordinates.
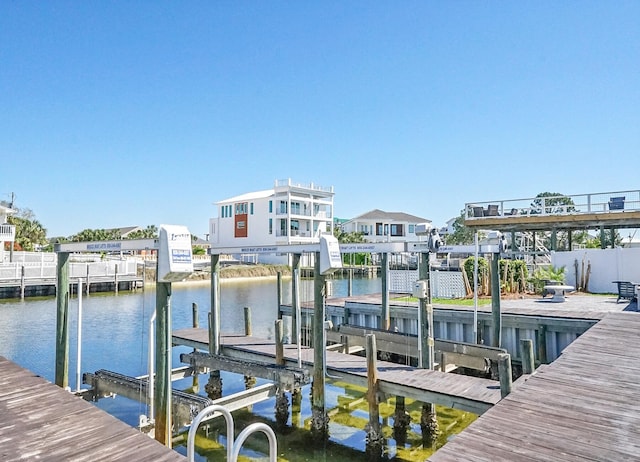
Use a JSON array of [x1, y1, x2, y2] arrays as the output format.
[[209, 179, 335, 264], [340, 209, 431, 243]]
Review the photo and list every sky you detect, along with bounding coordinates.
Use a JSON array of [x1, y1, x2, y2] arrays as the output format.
[[1, 2, 639, 239]]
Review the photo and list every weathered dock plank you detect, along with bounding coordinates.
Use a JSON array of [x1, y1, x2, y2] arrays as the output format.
[[173, 328, 501, 415], [0, 356, 184, 461], [428, 311, 640, 461]]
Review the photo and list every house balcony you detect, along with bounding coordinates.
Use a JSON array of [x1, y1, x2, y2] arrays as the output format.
[[0, 224, 16, 242]]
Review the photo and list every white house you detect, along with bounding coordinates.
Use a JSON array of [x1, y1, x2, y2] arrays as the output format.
[[340, 209, 431, 243], [209, 179, 335, 263], [0, 204, 17, 262]]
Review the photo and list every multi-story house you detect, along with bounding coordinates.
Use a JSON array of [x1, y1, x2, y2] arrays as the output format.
[[0, 204, 16, 262], [340, 209, 431, 243], [209, 179, 335, 263]]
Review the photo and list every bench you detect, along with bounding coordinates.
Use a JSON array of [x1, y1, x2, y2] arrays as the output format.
[[613, 281, 638, 303], [543, 284, 574, 302]]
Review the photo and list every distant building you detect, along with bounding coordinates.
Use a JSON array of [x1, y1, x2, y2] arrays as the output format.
[[0, 204, 16, 262], [209, 179, 335, 263], [340, 209, 431, 243]]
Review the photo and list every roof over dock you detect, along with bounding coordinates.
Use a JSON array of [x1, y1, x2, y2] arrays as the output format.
[[0, 356, 184, 462], [428, 311, 640, 461]]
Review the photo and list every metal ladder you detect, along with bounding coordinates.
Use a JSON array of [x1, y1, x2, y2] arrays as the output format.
[[187, 404, 277, 462]]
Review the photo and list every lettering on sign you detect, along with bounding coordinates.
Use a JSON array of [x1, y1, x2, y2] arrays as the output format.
[[86, 242, 122, 251], [171, 249, 192, 263], [240, 246, 278, 253]]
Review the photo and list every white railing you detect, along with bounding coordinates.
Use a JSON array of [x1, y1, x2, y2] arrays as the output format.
[[274, 178, 333, 193], [0, 259, 138, 283], [465, 189, 640, 219], [0, 224, 15, 241]]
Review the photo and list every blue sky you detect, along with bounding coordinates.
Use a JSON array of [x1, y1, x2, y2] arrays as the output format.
[[1, 2, 638, 238]]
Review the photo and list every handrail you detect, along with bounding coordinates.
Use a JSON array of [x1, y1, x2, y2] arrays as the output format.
[[229, 422, 278, 462], [187, 405, 278, 462], [187, 405, 234, 462]]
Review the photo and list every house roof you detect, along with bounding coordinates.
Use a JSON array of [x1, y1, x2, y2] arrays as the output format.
[[216, 189, 274, 205], [348, 209, 430, 223], [106, 226, 142, 237]]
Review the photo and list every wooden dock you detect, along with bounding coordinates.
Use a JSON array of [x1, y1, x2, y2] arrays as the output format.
[[428, 311, 640, 461], [173, 328, 502, 415], [0, 356, 184, 461]]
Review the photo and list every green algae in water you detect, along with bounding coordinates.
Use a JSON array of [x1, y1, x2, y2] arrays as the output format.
[[178, 379, 477, 461]]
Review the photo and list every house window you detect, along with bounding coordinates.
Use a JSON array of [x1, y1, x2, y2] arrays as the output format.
[[237, 221, 245, 229], [291, 219, 299, 236], [390, 224, 403, 236], [279, 201, 288, 214], [409, 224, 415, 234], [235, 202, 247, 215], [250, 203, 254, 215], [269, 201, 273, 213], [376, 223, 389, 236], [291, 201, 301, 215], [269, 218, 273, 234]]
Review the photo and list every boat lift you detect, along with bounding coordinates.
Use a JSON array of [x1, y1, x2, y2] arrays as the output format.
[[54, 225, 194, 448]]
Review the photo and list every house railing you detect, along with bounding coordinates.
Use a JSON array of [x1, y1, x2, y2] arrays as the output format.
[[274, 178, 334, 193], [0, 224, 16, 241], [465, 189, 640, 220]]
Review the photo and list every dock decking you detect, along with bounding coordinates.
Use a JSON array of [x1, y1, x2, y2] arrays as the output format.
[[0, 356, 184, 462], [428, 311, 640, 461], [173, 329, 502, 415]]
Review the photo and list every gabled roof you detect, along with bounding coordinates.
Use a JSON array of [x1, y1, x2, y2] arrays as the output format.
[[348, 209, 430, 223], [216, 189, 274, 205]]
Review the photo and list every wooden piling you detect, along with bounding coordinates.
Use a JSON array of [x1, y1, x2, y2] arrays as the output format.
[[114, 265, 118, 295], [537, 325, 548, 364], [275, 319, 284, 366], [519, 339, 535, 374], [85, 264, 90, 295], [276, 271, 283, 320], [55, 252, 70, 389], [291, 254, 301, 344], [154, 281, 172, 447], [498, 353, 512, 398], [310, 251, 329, 442], [365, 334, 383, 457], [393, 396, 411, 445], [210, 254, 220, 355], [244, 306, 252, 336], [191, 303, 199, 392], [419, 300, 434, 369], [490, 254, 502, 348], [381, 253, 390, 330], [20, 265, 25, 300]]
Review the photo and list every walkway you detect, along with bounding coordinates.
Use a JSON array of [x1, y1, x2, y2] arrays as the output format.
[[172, 329, 502, 415], [0, 356, 184, 462], [428, 311, 640, 461]]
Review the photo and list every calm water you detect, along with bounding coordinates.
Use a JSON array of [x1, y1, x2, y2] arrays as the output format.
[[0, 276, 472, 460]]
